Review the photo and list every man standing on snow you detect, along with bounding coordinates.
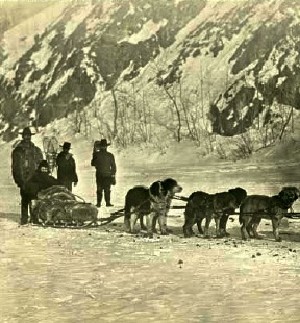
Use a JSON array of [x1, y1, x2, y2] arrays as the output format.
[[91, 139, 116, 207], [56, 142, 78, 192], [12, 127, 43, 225]]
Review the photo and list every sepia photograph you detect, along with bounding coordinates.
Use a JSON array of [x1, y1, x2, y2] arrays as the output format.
[[0, 0, 299, 321]]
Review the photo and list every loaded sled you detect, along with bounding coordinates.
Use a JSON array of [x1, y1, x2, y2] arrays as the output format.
[[31, 185, 98, 228]]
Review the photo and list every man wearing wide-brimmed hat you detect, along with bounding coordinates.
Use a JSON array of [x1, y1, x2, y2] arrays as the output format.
[[56, 141, 78, 192], [91, 139, 116, 207], [12, 127, 43, 225]]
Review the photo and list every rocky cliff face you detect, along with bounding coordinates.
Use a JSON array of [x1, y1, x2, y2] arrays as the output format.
[[0, 0, 299, 144]]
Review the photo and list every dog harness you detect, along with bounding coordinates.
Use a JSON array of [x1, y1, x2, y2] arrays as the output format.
[[149, 181, 168, 212]]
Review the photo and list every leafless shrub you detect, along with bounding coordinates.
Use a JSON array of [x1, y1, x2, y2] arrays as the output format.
[[232, 133, 254, 159], [216, 142, 227, 160]]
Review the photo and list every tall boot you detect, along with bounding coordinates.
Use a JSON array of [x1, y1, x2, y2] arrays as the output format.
[[96, 191, 102, 207], [104, 190, 113, 207], [21, 203, 29, 225]]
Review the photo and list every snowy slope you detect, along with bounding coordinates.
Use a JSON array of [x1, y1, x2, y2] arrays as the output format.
[[0, 0, 299, 159]]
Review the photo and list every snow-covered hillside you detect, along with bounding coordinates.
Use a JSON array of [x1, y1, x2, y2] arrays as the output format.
[[0, 0, 299, 158]]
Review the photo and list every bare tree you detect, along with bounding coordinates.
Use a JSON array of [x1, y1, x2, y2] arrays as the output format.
[[111, 88, 119, 139]]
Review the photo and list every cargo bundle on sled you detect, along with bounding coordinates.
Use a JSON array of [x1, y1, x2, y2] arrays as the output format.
[[31, 185, 98, 227]]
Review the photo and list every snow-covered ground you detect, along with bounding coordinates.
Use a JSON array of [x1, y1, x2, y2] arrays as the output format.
[[0, 136, 300, 322]]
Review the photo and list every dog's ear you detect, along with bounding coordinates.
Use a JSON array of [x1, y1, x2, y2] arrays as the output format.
[[278, 189, 285, 200], [162, 178, 177, 190], [149, 181, 161, 197], [229, 187, 247, 205]]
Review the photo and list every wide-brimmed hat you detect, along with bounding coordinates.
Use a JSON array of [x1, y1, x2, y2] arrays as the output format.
[[38, 159, 49, 170], [99, 139, 110, 147], [19, 127, 35, 136], [60, 142, 71, 150]]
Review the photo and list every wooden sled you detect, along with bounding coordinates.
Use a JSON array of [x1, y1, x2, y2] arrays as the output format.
[[31, 185, 98, 228]]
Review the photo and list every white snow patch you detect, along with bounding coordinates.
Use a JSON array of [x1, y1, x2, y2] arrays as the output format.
[[86, 17, 100, 32], [117, 60, 135, 82], [258, 47, 280, 83], [31, 41, 53, 70], [175, 0, 238, 43], [19, 73, 49, 100], [174, 0, 185, 6], [64, 5, 95, 38], [82, 47, 91, 55], [18, 52, 62, 101], [128, 2, 135, 15], [66, 49, 75, 61], [249, 0, 282, 23], [46, 68, 74, 99], [3, 69, 16, 82], [80, 55, 97, 82], [282, 46, 298, 71], [226, 109, 234, 120], [0, 2, 68, 72], [119, 19, 168, 44], [277, 76, 287, 87], [45, 30, 57, 43]]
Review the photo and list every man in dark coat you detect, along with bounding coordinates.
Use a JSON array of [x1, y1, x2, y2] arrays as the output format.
[[23, 160, 58, 223], [56, 142, 78, 192], [91, 139, 116, 207], [12, 127, 43, 225]]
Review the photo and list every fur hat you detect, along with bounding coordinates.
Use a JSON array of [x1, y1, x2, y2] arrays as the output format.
[[38, 160, 49, 170], [19, 127, 35, 136], [60, 142, 71, 150]]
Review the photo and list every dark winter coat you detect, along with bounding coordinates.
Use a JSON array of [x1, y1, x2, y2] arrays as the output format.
[[91, 150, 116, 177], [24, 170, 58, 199], [12, 140, 43, 188], [56, 152, 78, 183]]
